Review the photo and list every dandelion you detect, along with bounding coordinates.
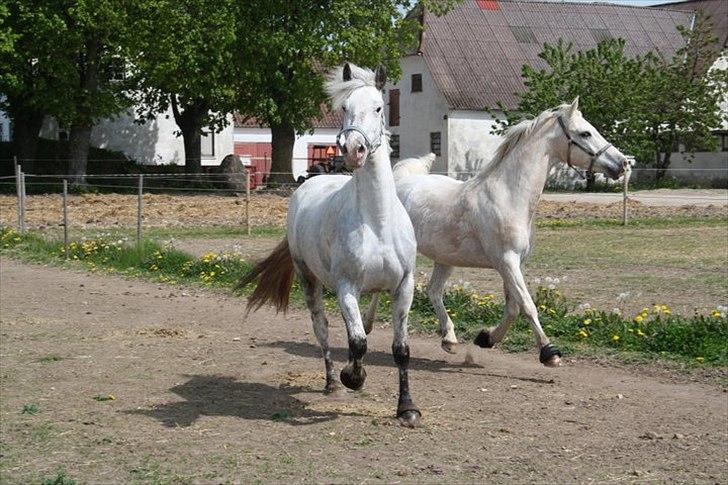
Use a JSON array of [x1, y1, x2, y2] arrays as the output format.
[[612, 335, 620, 342], [636, 329, 645, 337], [634, 315, 643, 324], [696, 357, 704, 363], [578, 330, 588, 338], [583, 318, 591, 325]]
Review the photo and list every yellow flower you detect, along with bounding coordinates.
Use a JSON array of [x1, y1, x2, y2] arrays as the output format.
[[636, 329, 645, 337], [627, 328, 634, 333], [711, 310, 721, 318], [611, 335, 620, 342], [583, 318, 591, 325], [696, 357, 704, 363], [634, 315, 643, 324], [578, 330, 588, 338]]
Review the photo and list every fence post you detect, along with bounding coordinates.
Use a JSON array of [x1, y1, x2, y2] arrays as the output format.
[[622, 161, 632, 226], [63, 179, 69, 259], [19, 170, 26, 233], [14, 158, 22, 232], [137, 174, 143, 248], [245, 168, 251, 236]]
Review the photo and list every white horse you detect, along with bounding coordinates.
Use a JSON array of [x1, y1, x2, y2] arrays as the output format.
[[237, 64, 421, 427], [372, 98, 627, 366]]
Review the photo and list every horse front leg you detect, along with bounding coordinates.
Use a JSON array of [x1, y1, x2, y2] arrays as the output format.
[[337, 285, 367, 390], [499, 251, 562, 367], [392, 272, 421, 427], [363, 293, 379, 335], [299, 268, 338, 393], [427, 263, 458, 353]]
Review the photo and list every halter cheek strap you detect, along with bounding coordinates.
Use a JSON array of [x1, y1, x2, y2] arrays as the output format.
[[336, 115, 385, 158], [557, 116, 612, 179]]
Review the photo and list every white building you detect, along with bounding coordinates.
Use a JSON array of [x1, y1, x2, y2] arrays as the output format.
[[385, 0, 726, 183]]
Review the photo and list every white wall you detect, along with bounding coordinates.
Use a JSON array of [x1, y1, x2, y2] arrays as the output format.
[[386, 55, 450, 172], [0, 105, 10, 142], [446, 110, 503, 179], [233, 126, 339, 179], [91, 109, 234, 166]]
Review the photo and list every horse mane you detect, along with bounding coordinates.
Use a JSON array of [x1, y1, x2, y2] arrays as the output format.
[[325, 64, 377, 110], [483, 104, 569, 177]]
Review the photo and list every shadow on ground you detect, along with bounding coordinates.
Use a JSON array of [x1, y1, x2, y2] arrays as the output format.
[[127, 375, 361, 427]]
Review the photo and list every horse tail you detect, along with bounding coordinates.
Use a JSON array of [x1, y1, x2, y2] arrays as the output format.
[[235, 238, 295, 314], [392, 153, 436, 182]]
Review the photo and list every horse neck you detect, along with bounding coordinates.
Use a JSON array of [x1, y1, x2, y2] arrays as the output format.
[[468, 120, 558, 217], [352, 143, 397, 234]]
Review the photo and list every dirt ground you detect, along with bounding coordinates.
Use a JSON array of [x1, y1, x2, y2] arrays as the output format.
[[1, 260, 726, 484], [0, 189, 726, 229]]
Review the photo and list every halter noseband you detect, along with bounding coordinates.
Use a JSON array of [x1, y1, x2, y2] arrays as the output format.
[[557, 116, 612, 179], [336, 110, 386, 158]]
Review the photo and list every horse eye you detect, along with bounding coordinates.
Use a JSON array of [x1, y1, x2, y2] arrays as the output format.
[[580, 131, 591, 138], [342, 106, 347, 112], [376, 107, 382, 113]]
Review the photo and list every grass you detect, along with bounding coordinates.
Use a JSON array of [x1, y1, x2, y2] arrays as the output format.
[[2, 225, 727, 367]]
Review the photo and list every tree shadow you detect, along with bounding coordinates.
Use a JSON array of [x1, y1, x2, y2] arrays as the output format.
[[262, 340, 483, 371], [126, 374, 360, 427]]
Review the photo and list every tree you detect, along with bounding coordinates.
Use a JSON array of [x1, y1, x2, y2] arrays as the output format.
[[1, 1, 137, 182], [233, 1, 461, 184], [130, 0, 238, 173], [492, 12, 726, 184]]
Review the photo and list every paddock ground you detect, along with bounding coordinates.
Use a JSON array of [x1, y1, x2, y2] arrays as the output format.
[[1, 259, 726, 484]]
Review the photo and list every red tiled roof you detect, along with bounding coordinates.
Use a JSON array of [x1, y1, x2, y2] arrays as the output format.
[[234, 104, 342, 129], [419, 0, 694, 110]]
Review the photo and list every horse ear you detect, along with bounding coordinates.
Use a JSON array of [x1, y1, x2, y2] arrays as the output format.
[[568, 96, 580, 117], [374, 65, 387, 90], [343, 63, 352, 82]]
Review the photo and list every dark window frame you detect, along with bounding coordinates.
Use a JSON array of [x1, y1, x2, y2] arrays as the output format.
[[389, 89, 400, 127], [430, 131, 441, 156], [411, 73, 423, 93], [390, 134, 400, 159]]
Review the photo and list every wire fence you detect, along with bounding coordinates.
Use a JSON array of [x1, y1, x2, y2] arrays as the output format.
[[2, 161, 727, 259]]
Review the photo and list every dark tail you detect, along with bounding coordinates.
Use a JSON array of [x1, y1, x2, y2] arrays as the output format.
[[235, 238, 295, 314]]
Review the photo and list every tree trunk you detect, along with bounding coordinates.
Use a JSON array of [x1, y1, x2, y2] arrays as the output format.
[[9, 105, 44, 167], [269, 120, 295, 185], [655, 151, 671, 181], [585, 171, 596, 191], [171, 95, 206, 173], [68, 121, 93, 186]]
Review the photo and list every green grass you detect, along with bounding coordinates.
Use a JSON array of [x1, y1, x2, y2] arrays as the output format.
[[2, 225, 726, 366]]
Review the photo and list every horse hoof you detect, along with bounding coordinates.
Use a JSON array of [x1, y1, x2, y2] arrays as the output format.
[[397, 409, 422, 428], [324, 381, 342, 394], [340, 366, 366, 390], [473, 330, 494, 348], [539, 344, 562, 367], [364, 324, 374, 336], [441, 340, 458, 354]]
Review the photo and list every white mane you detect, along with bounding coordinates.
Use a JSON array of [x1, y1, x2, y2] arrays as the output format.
[[487, 104, 571, 175], [325, 64, 377, 110]]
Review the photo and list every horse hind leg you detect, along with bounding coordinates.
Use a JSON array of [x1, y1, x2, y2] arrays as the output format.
[[427, 263, 458, 353], [392, 272, 421, 427], [363, 293, 379, 335], [474, 286, 518, 349], [298, 264, 338, 393]]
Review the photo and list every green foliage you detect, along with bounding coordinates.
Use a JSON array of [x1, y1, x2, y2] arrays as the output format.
[[493, 12, 727, 178], [21, 403, 39, 415], [3, 225, 725, 365], [41, 470, 76, 485]]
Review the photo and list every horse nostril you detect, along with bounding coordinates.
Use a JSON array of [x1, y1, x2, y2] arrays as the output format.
[[357, 145, 366, 155]]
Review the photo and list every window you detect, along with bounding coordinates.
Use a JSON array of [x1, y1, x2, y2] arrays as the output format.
[[720, 133, 728, 152], [388, 89, 400, 127], [509, 25, 536, 44], [411, 73, 422, 93], [201, 130, 215, 157], [590, 29, 612, 43], [430, 132, 441, 156], [390, 134, 400, 159]]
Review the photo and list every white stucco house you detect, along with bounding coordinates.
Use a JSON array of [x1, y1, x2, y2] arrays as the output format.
[[386, 0, 725, 183]]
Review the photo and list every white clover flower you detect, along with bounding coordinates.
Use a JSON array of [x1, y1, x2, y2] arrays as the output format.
[[617, 292, 630, 302], [544, 276, 553, 284], [562, 275, 568, 282], [553, 278, 560, 285], [611, 308, 621, 315], [578, 303, 591, 311], [533, 277, 541, 285], [548, 284, 556, 290]]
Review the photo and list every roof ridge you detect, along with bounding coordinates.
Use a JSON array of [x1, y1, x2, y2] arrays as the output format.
[[488, 0, 699, 13]]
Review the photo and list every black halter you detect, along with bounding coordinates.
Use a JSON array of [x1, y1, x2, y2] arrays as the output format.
[[557, 116, 612, 179]]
